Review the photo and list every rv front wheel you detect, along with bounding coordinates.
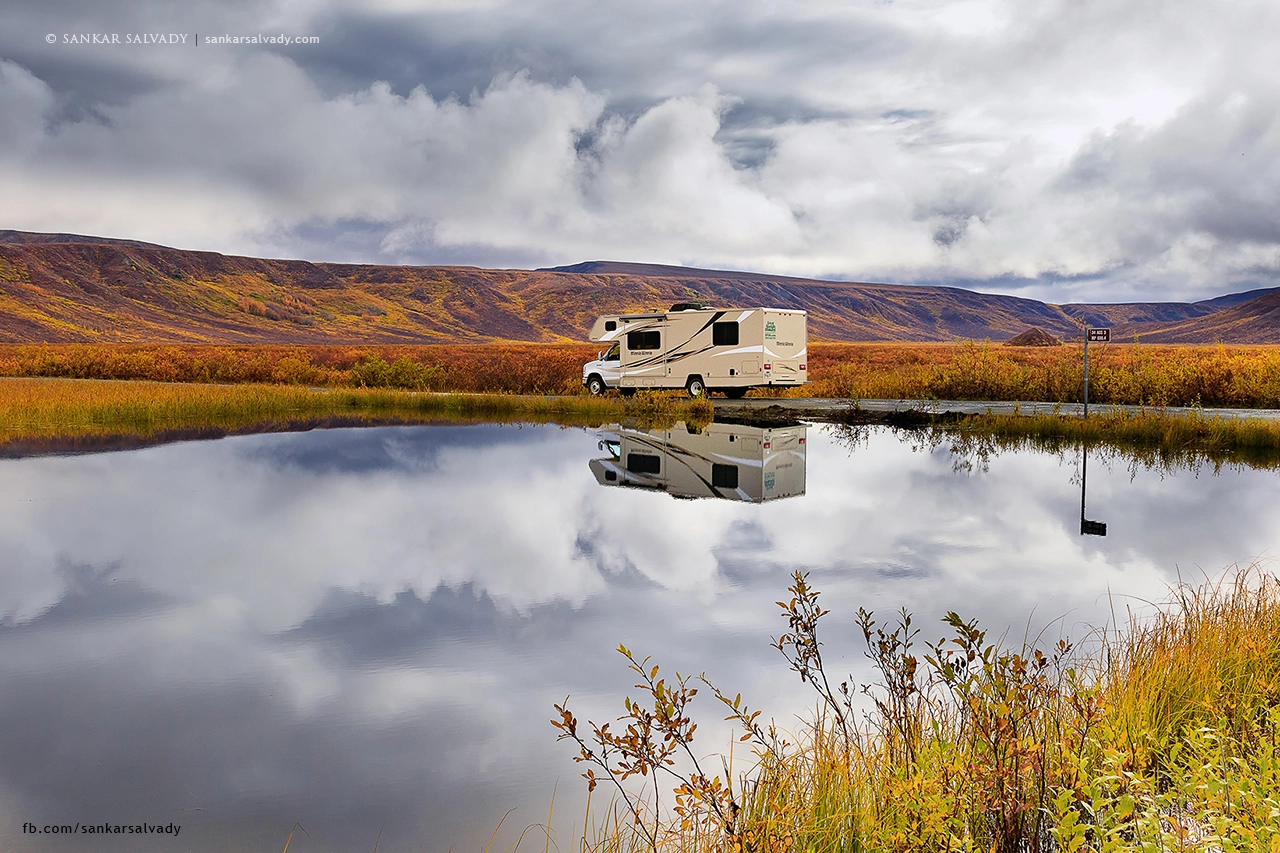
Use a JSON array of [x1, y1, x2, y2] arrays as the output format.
[[686, 376, 707, 398], [586, 375, 606, 396]]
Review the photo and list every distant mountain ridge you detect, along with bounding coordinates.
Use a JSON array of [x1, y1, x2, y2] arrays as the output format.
[[1124, 290, 1280, 343], [0, 230, 168, 249], [1, 231, 1277, 343]]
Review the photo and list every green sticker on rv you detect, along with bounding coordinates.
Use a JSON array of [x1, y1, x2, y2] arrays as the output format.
[[765, 320, 776, 340]]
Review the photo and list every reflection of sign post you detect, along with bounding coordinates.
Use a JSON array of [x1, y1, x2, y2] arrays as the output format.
[[1079, 447, 1107, 536], [1081, 519, 1107, 536], [1083, 328, 1110, 418]]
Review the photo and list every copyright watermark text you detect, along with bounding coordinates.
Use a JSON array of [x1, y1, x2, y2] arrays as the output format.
[[45, 32, 320, 46], [23, 821, 181, 837]]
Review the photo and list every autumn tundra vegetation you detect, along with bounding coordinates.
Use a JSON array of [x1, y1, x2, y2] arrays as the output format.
[[3, 341, 1280, 407], [554, 566, 1280, 853]]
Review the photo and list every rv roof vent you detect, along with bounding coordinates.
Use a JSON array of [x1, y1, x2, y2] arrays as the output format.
[[670, 302, 713, 311]]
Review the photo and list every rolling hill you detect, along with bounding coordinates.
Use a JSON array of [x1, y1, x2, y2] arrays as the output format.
[[1123, 289, 1280, 343], [0, 231, 1276, 343]]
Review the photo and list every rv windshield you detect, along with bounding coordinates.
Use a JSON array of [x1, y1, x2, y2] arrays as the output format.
[[604, 343, 620, 362]]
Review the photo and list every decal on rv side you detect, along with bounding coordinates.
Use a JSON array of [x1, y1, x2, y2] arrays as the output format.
[[707, 346, 764, 358]]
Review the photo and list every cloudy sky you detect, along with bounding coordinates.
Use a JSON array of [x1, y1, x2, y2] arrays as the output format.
[[1, 0, 1277, 302]]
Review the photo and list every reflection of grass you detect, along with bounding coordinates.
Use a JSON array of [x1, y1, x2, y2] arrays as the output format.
[[963, 407, 1280, 452], [949, 408, 1280, 470], [0, 378, 712, 448], [557, 566, 1280, 853], [829, 405, 1280, 467]]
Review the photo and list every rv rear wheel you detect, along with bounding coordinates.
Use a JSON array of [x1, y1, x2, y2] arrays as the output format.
[[586, 375, 606, 396], [685, 376, 707, 398]]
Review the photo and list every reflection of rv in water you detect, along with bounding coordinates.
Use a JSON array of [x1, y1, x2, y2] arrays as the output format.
[[590, 422, 806, 502]]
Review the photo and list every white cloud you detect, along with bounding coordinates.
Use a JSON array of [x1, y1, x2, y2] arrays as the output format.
[[1, 0, 1278, 299]]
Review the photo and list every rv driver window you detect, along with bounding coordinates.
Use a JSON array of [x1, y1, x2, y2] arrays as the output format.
[[604, 343, 620, 361]]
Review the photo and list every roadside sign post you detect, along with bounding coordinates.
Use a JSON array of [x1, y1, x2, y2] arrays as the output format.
[[1084, 327, 1110, 418]]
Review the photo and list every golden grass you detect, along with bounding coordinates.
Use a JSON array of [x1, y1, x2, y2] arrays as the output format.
[[803, 341, 1280, 407], [0, 343, 598, 394], [0, 378, 712, 446], [559, 566, 1280, 853], [1098, 570, 1280, 768]]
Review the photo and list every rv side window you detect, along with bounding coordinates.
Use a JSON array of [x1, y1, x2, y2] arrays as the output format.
[[627, 453, 661, 474], [627, 330, 661, 351], [711, 464, 738, 489], [605, 320, 617, 331], [712, 322, 739, 346]]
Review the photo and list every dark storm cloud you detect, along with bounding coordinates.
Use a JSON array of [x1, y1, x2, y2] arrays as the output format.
[[289, 1, 904, 103], [1, 0, 1279, 300], [287, 11, 520, 102]]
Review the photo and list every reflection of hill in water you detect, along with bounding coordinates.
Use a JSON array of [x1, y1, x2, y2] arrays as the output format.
[[590, 421, 806, 502]]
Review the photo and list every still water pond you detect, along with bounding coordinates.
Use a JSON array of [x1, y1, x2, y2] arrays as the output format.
[[2, 421, 1279, 852]]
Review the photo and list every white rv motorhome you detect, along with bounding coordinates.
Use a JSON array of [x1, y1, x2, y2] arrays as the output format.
[[590, 421, 807, 502], [582, 303, 807, 397]]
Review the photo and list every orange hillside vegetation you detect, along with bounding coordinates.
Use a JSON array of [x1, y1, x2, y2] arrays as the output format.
[[6, 232, 1278, 344]]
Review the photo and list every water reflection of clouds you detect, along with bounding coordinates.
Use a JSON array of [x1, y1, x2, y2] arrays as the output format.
[[0, 423, 1279, 852]]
